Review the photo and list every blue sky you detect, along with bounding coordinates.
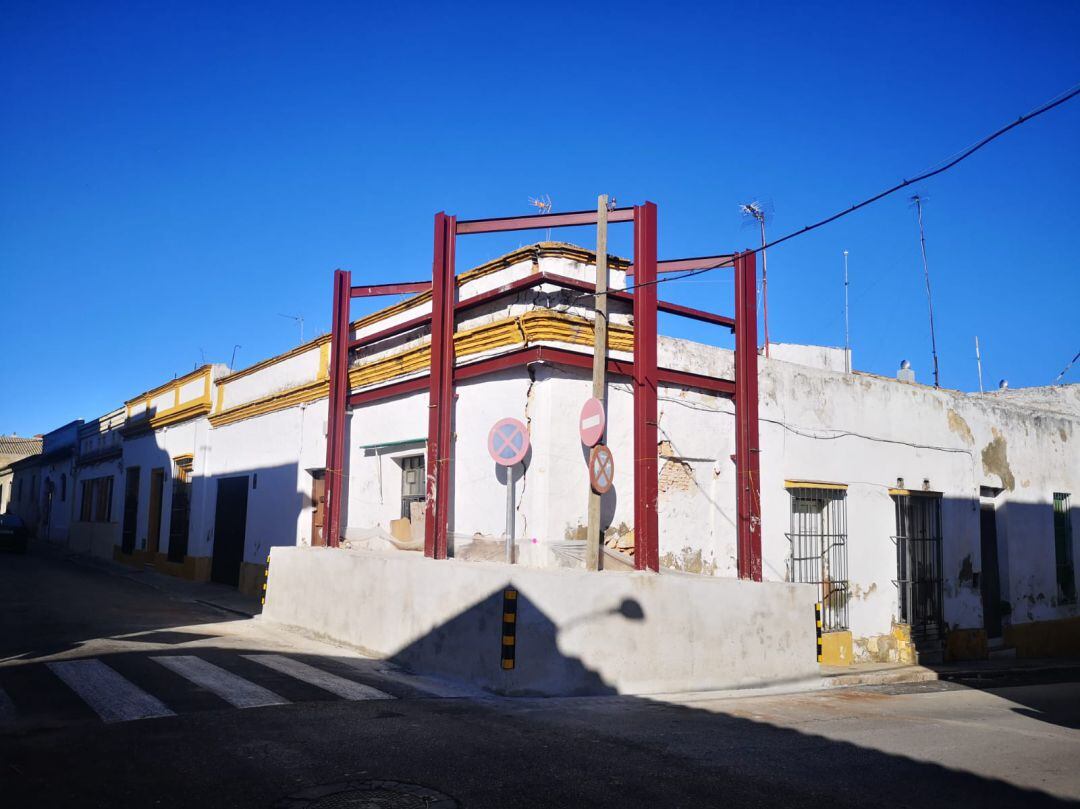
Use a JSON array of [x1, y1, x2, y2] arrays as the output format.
[[2, 1, 1078, 436]]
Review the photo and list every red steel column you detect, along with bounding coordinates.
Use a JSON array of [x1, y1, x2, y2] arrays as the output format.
[[424, 213, 456, 559], [632, 202, 659, 572], [324, 268, 351, 548], [734, 251, 762, 580]]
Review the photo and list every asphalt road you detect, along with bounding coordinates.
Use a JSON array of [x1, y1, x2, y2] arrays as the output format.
[[2, 546, 1079, 808]]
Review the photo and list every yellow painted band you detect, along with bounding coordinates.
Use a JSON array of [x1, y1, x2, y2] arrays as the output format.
[[502, 636, 515, 645]]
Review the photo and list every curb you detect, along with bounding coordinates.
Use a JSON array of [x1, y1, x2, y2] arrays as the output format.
[[822, 662, 1080, 689]]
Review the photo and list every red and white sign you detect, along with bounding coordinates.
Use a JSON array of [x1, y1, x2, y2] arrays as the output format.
[[488, 417, 530, 467], [589, 444, 614, 494], [579, 397, 606, 447]]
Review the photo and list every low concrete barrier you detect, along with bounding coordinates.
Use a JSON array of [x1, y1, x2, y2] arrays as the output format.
[[262, 546, 819, 696]]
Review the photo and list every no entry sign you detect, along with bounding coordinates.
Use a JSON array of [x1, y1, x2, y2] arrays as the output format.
[[589, 444, 614, 494], [579, 397, 606, 447], [488, 417, 530, 467]]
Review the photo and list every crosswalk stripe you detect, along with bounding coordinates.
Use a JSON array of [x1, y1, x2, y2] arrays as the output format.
[[0, 686, 15, 722], [152, 655, 287, 709], [46, 660, 175, 723], [243, 655, 395, 701]]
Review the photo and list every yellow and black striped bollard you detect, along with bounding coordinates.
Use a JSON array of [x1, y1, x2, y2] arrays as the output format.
[[501, 587, 517, 670], [815, 602, 823, 662], [262, 554, 270, 606]]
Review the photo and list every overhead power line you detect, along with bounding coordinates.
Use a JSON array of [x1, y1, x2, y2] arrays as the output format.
[[621, 81, 1080, 295]]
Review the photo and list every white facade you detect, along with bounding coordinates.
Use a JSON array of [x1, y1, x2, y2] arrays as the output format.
[[18, 244, 1078, 661]]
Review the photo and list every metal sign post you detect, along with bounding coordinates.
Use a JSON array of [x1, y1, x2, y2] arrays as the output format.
[[585, 195, 610, 571], [488, 417, 530, 565]]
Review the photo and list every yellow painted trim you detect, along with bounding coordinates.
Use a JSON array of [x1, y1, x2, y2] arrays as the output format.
[[125, 365, 214, 407], [173, 388, 180, 408], [785, 480, 848, 491], [215, 385, 225, 415], [888, 488, 943, 497], [318, 342, 330, 380], [210, 310, 637, 429], [172, 453, 194, 463]]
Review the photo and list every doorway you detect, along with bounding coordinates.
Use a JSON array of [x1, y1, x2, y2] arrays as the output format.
[[121, 467, 140, 554], [146, 468, 165, 558], [310, 470, 325, 547], [211, 476, 249, 587], [980, 504, 1003, 639]]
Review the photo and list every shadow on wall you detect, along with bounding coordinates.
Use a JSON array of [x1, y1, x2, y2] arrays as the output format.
[[389, 586, 646, 697]]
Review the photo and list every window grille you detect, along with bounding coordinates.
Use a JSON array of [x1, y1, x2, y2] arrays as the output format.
[[786, 485, 849, 631], [400, 456, 425, 519], [1054, 493, 1076, 605], [892, 492, 943, 641]]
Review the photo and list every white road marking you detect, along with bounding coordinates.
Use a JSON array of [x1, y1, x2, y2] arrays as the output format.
[[243, 655, 394, 701], [0, 686, 16, 722], [152, 655, 287, 709], [46, 659, 175, 723]]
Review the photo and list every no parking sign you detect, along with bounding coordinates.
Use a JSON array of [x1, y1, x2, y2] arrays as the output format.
[[488, 417, 530, 467], [589, 444, 614, 494]]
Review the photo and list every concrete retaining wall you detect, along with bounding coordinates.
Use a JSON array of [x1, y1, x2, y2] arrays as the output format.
[[262, 546, 820, 696]]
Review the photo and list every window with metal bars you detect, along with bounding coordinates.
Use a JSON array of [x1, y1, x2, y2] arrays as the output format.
[[1054, 493, 1075, 605], [892, 492, 944, 641], [400, 456, 425, 519], [785, 484, 849, 631]]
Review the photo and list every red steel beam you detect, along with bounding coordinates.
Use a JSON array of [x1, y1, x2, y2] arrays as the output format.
[[633, 203, 660, 573], [456, 207, 635, 235], [734, 250, 762, 581], [351, 281, 431, 298], [628, 254, 735, 276], [424, 213, 456, 560], [324, 268, 351, 548], [349, 311, 432, 352], [658, 300, 735, 330]]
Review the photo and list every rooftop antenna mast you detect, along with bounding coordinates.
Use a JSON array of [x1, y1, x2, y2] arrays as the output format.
[[230, 344, 242, 370], [843, 250, 851, 373], [975, 336, 984, 393], [529, 194, 553, 241], [278, 312, 305, 344], [911, 194, 940, 387], [740, 201, 771, 357]]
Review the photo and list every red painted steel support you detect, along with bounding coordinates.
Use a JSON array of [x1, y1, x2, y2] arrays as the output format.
[[324, 269, 352, 548], [351, 281, 431, 298], [632, 203, 660, 572], [424, 213, 456, 559], [456, 207, 634, 235], [734, 251, 762, 581]]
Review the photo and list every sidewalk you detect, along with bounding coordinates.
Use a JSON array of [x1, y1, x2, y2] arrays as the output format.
[[36, 539, 262, 618], [820, 656, 1080, 688]]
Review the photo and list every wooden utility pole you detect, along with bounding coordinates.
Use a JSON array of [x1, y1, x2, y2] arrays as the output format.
[[585, 195, 609, 571]]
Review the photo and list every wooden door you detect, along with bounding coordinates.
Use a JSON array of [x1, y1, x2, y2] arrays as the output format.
[[311, 471, 326, 547]]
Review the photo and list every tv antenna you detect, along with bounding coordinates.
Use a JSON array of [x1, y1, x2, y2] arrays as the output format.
[[911, 194, 940, 387], [230, 344, 242, 370], [278, 312, 305, 344], [740, 201, 772, 357], [529, 194, 553, 241]]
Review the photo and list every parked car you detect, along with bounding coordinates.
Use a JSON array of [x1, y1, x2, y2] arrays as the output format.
[[0, 513, 28, 553]]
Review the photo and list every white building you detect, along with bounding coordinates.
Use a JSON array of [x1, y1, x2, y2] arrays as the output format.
[[19, 244, 1080, 665]]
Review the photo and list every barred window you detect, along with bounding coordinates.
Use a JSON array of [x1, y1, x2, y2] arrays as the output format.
[[786, 483, 849, 631], [400, 456, 425, 520]]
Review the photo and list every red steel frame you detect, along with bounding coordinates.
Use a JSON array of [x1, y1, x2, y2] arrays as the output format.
[[323, 204, 762, 579]]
